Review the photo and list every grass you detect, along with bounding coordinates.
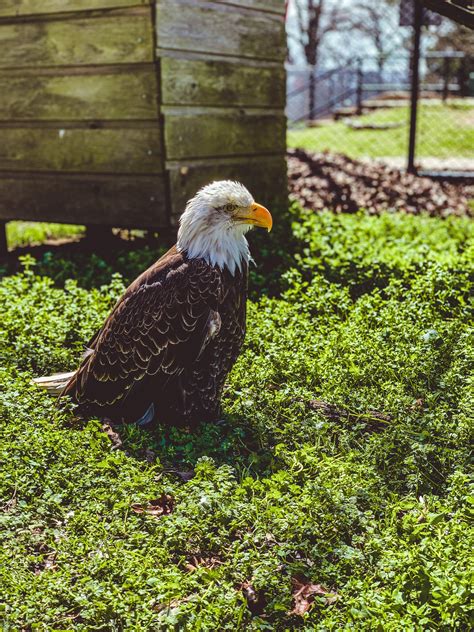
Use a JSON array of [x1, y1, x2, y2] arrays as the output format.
[[6, 222, 84, 249], [288, 102, 474, 160], [0, 208, 473, 629]]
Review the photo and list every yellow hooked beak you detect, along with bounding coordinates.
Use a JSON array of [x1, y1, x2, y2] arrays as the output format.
[[235, 202, 273, 232]]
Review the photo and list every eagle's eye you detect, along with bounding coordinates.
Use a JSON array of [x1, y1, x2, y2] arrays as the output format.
[[224, 203, 237, 213]]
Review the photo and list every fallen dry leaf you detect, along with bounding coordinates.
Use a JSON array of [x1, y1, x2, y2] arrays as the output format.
[[184, 555, 223, 573], [144, 448, 156, 463], [166, 468, 195, 482], [289, 577, 339, 616], [240, 581, 266, 616], [411, 398, 425, 410], [1, 489, 17, 512], [288, 148, 471, 218], [101, 423, 123, 450], [131, 494, 174, 518], [152, 596, 191, 613], [307, 399, 391, 434], [33, 551, 58, 575]]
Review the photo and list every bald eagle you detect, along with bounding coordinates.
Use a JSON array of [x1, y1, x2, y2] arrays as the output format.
[[35, 181, 272, 427]]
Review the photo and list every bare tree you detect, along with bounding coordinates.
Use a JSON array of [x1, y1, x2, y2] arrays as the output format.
[[432, 21, 474, 55], [351, 0, 400, 75], [288, 0, 352, 119], [428, 22, 474, 97]]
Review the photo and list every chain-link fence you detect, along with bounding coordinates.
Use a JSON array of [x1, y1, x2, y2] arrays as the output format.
[[286, 1, 473, 177]]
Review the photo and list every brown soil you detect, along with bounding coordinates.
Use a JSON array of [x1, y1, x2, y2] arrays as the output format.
[[287, 148, 473, 217]]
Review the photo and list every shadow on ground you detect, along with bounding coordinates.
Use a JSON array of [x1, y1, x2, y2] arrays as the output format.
[[102, 414, 273, 482]]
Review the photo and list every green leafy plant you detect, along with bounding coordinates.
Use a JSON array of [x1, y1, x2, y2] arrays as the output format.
[[0, 210, 472, 629]]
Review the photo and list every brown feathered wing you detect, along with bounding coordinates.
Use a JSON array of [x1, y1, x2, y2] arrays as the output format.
[[62, 247, 225, 424]]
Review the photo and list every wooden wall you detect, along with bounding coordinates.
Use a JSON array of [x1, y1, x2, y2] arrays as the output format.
[[0, 0, 166, 228], [0, 0, 287, 231], [156, 0, 287, 224]]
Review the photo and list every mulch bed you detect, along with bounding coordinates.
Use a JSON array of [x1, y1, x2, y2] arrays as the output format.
[[287, 148, 473, 217]]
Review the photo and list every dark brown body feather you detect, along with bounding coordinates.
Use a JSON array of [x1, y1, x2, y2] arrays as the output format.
[[63, 246, 247, 426]]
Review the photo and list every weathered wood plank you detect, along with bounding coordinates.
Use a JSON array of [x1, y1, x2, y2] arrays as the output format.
[[0, 173, 167, 226], [158, 48, 282, 68], [0, 1, 151, 18], [167, 155, 287, 220], [212, 0, 285, 14], [0, 11, 154, 68], [164, 109, 286, 160], [156, 0, 285, 61], [0, 127, 163, 172], [0, 68, 158, 120], [161, 57, 285, 108]]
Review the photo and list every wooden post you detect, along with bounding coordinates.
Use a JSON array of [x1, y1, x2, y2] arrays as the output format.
[[408, 0, 422, 174], [85, 225, 114, 247], [0, 221, 8, 259]]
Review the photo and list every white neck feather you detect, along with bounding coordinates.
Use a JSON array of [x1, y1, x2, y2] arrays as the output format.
[[176, 204, 251, 276]]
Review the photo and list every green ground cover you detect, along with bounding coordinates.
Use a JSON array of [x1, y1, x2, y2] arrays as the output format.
[[288, 103, 474, 159], [0, 209, 473, 629]]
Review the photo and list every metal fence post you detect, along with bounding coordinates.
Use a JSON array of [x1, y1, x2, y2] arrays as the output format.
[[442, 56, 450, 102], [407, 0, 422, 174], [356, 58, 363, 115], [309, 66, 316, 120], [458, 55, 467, 97]]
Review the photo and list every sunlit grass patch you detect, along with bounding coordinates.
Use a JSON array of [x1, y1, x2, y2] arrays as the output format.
[[288, 103, 474, 159], [6, 221, 84, 249]]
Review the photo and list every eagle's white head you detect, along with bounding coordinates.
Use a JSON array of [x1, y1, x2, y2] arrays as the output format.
[[177, 180, 272, 275]]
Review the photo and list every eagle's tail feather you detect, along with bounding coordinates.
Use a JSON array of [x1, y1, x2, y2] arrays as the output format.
[[32, 371, 76, 397]]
